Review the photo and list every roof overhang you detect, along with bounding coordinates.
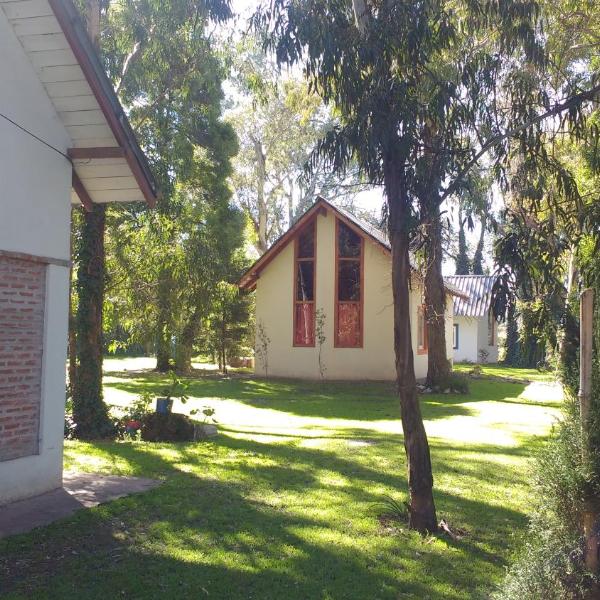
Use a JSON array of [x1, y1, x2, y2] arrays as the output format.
[[239, 197, 470, 300], [1, 0, 158, 209]]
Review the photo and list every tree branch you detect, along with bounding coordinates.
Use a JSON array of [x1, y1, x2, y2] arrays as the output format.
[[440, 83, 600, 203]]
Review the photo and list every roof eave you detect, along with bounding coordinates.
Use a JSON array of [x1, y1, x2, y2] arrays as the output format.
[[47, 0, 158, 207]]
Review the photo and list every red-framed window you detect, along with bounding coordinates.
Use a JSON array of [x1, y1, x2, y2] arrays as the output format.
[[417, 305, 428, 354], [335, 219, 363, 347], [293, 221, 316, 346]]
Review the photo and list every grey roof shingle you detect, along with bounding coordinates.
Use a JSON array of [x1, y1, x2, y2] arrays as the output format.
[[444, 275, 497, 317]]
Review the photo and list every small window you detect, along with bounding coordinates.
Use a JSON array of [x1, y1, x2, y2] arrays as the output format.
[[417, 305, 428, 354], [293, 222, 316, 347], [488, 311, 495, 346], [296, 261, 314, 301], [453, 323, 459, 350], [338, 223, 361, 257], [338, 260, 360, 301]]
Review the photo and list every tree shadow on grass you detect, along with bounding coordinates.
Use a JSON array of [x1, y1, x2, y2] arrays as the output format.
[[105, 374, 522, 422], [1, 430, 540, 600]]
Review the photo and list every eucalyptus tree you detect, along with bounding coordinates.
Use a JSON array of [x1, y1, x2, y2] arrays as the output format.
[[227, 40, 368, 254], [254, 0, 557, 531]]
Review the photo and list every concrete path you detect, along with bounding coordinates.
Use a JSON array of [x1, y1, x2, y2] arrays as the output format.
[[0, 472, 160, 539]]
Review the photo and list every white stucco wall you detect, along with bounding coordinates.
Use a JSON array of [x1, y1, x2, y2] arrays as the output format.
[[0, 10, 72, 504], [477, 314, 499, 363], [254, 210, 455, 381], [453, 314, 498, 363]]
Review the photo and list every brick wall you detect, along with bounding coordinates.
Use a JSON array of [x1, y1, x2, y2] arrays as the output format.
[[0, 255, 46, 461]]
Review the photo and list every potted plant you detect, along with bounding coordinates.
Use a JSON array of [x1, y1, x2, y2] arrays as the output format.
[[156, 371, 189, 414]]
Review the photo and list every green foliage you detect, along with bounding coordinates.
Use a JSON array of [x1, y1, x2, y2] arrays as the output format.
[[315, 308, 327, 380], [255, 320, 271, 378], [497, 403, 593, 599], [160, 371, 189, 403], [127, 391, 154, 422], [72, 204, 113, 440], [226, 37, 368, 253]]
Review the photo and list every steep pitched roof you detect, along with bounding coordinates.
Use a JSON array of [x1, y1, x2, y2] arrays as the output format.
[[239, 197, 467, 300], [445, 275, 497, 317]]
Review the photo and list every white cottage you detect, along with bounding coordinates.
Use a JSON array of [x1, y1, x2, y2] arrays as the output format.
[[240, 198, 467, 381], [445, 275, 499, 364], [0, 0, 156, 505]]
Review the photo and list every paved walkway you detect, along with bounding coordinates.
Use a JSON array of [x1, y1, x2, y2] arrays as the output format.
[[0, 472, 160, 539]]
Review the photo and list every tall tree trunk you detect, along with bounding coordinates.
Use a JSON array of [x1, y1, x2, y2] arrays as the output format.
[[455, 207, 470, 275], [472, 212, 487, 275], [385, 155, 437, 533], [68, 208, 77, 396], [420, 122, 450, 388], [174, 308, 202, 374], [73, 204, 112, 438], [253, 137, 268, 254], [504, 301, 520, 365], [72, 0, 112, 439], [423, 201, 450, 388], [155, 266, 172, 372]]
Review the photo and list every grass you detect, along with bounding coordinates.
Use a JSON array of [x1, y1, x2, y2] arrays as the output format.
[[0, 359, 562, 599]]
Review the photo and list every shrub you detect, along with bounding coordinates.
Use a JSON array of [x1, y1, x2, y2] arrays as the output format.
[[496, 403, 598, 599]]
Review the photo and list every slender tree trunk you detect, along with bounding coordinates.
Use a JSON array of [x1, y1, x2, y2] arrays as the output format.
[[423, 201, 450, 388], [385, 155, 437, 533], [73, 204, 112, 438], [504, 301, 520, 365], [472, 212, 486, 275], [420, 123, 450, 388], [253, 137, 268, 254], [155, 267, 172, 372], [455, 207, 470, 275]]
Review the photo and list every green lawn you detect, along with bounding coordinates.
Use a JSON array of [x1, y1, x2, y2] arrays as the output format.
[[0, 360, 562, 599]]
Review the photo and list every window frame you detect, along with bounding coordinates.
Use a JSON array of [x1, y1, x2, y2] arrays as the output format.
[[293, 220, 316, 347], [334, 218, 364, 348], [417, 304, 428, 355], [453, 323, 459, 350]]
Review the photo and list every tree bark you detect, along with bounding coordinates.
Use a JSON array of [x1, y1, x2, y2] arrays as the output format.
[[423, 201, 451, 388], [73, 204, 112, 438], [155, 266, 172, 372], [253, 137, 268, 254], [420, 122, 450, 388], [174, 308, 202, 374], [71, 0, 112, 439], [385, 155, 437, 533], [455, 207, 470, 275], [472, 212, 486, 275], [504, 301, 520, 366]]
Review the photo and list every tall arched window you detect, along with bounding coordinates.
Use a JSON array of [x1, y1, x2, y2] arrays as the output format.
[[335, 220, 363, 347], [293, 221, 316, 346]]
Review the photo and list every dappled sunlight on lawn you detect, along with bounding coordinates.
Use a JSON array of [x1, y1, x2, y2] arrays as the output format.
[[1, 359, 561, 599], [103, 366, 561, 449]]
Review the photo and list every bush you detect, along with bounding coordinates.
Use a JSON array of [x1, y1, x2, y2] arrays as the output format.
[[496, 403, 597, 599]]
